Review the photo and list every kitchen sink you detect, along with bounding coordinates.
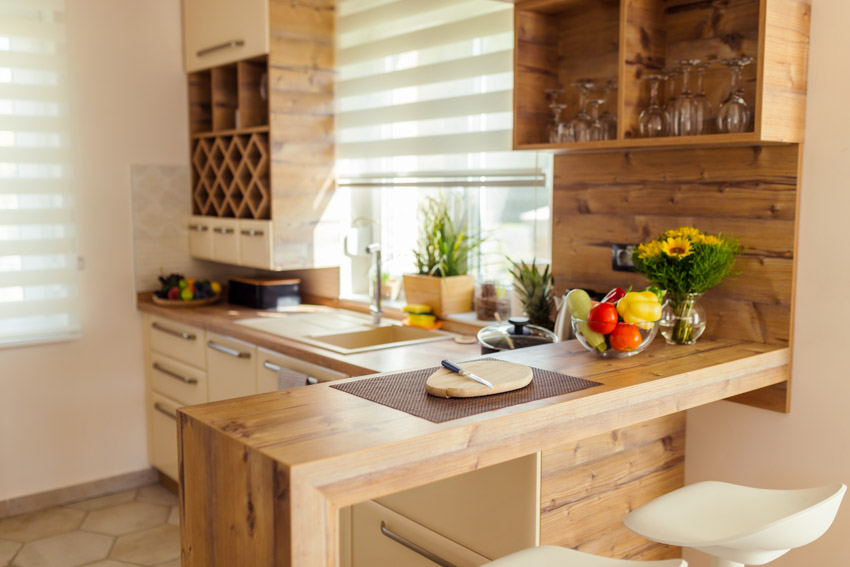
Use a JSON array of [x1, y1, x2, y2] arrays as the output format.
[[235, 307, 454, 354]]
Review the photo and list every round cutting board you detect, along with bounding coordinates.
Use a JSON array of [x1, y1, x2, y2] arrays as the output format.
[[426, 360, 533, 398]]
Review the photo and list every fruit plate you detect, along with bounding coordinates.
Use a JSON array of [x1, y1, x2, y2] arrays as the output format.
[[151, 294, 221, 309]]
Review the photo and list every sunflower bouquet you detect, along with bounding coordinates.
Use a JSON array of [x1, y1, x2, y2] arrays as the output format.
[[632, 226, 742, 344]]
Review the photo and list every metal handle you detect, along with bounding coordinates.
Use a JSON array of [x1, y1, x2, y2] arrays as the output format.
[[263, 360, 281, 373], [306, 376, 319, 385], [379, 522, 456, 567], [153, 362, 198, 385], [154, 402, 177, 420], [241, 229, 265, 237], [207, 340, 250, 359], [188, 224, 208, 232], [151, 322, 196, 341], [213, 227, 235, 234], [197, 39, 245, 58]]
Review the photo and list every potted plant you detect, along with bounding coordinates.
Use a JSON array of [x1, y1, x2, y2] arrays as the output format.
[[508, 258, 555, 330], [403, 195, 482, 317]]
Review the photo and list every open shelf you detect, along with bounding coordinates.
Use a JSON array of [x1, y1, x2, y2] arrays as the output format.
[[188, 55, 269, 136]]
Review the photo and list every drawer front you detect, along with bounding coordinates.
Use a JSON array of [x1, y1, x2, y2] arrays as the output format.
[[182, 0, 269, 73], [206, 332, 256, 401], [188, 215, 213, 259], [210, 218, 240, 265], [239, 219, 273, 269], [149, 392, 180, 482], [150, 353, 208, 406], [148, 315, 206, 369], [352, 500, 489, 567], [256, 347, 349, 393]]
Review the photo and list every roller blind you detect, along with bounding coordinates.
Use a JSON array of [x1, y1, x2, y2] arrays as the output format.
[[0, 0, 79, 347]]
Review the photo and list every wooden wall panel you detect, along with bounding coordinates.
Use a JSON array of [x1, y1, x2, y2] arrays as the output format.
[[514, 8, 558, 147], [551, 144, 799, 347], [541, 414, 685, 559]]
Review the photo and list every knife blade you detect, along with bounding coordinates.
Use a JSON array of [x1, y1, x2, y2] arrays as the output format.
[[440, 360, 495, 388]]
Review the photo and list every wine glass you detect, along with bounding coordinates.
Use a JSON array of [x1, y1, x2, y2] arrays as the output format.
[[672, 60, 700, 136], [662, 68, 679, 130], [569, 80, 595, 142], [717, 56, 754, 133], [587, 96, 608, 141], [693, 61, 713, 135], [544, 88, 567, 143], [599, 79, 618, 140], [639, 74, 669, 138]]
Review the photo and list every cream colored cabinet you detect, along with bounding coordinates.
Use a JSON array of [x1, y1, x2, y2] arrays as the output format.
[[209, 218, 240, 266], [150, 352, 207, 407], [206, 332, 257, 402], [256, 347, 349, 393], [239, 219, 274, 269], [148, 315, 205, 368], [188, 215, 213, 260], [149, 392, 181, 481], [188, 216, 274, 269], [182, 0, 269, 73]]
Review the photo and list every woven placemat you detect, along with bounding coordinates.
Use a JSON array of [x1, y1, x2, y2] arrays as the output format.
[[330, 365, 601, 423]]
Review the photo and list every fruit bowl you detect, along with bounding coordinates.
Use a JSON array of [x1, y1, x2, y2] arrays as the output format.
[[152, 273, 222, 308], [571, 314, 660, 358], [151, 293, 221, 308]]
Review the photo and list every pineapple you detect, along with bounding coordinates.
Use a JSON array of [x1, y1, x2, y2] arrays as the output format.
[[508, 259, 555, 330]]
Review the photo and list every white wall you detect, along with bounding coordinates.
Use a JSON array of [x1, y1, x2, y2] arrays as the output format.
[[685, 1, 850, 565], [0, 0, 188, 500]]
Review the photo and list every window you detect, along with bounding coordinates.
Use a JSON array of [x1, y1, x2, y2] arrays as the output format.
[[0, 0, 78, 346], [335, 0, 550, 301]]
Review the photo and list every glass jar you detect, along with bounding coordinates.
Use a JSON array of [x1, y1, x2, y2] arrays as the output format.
[[474, 280, 512, 321]]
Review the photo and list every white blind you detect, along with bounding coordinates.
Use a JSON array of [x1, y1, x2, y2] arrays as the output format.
[[336, 0, 538, 180], [0, 0, 78, 346]]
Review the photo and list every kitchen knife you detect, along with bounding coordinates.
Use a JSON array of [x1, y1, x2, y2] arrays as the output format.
[[440, 360, 495, 389]]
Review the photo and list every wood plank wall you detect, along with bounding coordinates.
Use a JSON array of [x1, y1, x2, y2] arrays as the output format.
[[552, 143, 800, 348], [541, 413, 685, 560]]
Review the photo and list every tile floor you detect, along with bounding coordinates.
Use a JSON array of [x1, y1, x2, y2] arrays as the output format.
[[0, 483, 180, 567]]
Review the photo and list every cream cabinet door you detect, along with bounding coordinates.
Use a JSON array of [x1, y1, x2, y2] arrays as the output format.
[[256, 347, 349, 393], [188, 215, 213, 260], [149, 392, 181, 482], [150, 353, 208, 407], [182, 0, 269, 73], [148, 315, 206, 369], [239, 219, 273, 269], [206, 332, 257, 402], [210, 218, 240, 265]]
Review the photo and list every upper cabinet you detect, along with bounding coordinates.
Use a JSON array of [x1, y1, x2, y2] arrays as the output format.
[[513, 0, 812, 151], [182, 0, 270, 72]]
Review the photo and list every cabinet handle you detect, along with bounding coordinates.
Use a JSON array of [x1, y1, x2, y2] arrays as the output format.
[[263, 360, 281, 373], [151, 322, 196, 341], [153, 362, 198, 385], [306, 376, 319, 385], [197, 39, 245, 58], [241, 229, 265, 237], [208, 340, 250, 359], [154, 402, 177, 420], [379, 522, 456, 567], [212, 227, 235, 234], [188, 224, 208, 232]]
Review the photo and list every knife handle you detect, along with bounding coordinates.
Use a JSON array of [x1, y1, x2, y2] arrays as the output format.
[[441, 359, 463, 374]]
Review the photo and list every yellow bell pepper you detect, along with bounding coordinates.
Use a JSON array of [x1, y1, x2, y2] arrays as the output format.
[[616, 291, 662, 324]]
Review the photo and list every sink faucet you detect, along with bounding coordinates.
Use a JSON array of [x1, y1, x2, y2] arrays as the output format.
[[366, 243, 382, 325]]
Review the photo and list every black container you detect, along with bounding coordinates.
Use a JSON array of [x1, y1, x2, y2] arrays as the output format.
[[228, 277, 300, 310], [476, 316, 558, 354]]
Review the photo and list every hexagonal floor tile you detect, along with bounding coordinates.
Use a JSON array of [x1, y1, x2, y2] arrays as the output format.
[[135, 485, 177, 508], [109, 525, 179, 566], [12, 531, 112, 567], [0, 508, 84, 543], [166, 506, 178, 527], [81, 501, 168, 536], [0, 539, 22, 565], [64, 490, 136, 512]]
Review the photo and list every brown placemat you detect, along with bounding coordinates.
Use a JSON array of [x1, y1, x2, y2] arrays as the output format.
[[330, 364, 601, 423]]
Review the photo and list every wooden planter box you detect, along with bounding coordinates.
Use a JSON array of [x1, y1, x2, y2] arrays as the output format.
[[403, 274, 474, 318]]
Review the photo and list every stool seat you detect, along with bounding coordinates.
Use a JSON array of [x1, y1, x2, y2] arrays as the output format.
[[482, 545, 686, 566], [624, 481, 846, 566]]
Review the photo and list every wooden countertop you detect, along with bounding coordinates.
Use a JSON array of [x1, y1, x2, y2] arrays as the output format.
[[137, 292, 481, 377], [178, 336, 790, 566]]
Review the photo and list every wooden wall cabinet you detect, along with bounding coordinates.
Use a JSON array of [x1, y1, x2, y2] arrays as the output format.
[[184, 0, 340, 271], [514, 0, 811, 151], [182, 0, 270, 73]]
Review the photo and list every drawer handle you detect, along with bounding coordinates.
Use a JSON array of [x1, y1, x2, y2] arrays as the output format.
[[241, 229, 265, 237], [151, 322, 196, 341], [154, 402, 177, 420], [197, 39, 245, 58], [380, 522, 456, 567], [213, 227, 235, 234], [188, 224, 208, 232], [306, 376, 319, 385], [153, 362, 199, 385], [208, 340, 250, 359], [263, 360, 281, 373]]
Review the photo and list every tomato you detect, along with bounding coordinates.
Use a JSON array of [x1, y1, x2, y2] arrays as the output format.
[[587, 302, 618, 334], [610, 323, 642, 351]]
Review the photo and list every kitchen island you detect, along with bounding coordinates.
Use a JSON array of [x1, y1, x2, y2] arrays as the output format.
[[177, 337, 788, 566]]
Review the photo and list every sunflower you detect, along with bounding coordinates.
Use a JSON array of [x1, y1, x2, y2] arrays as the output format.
[[696, 234, 722, 246], [636, 240, 664, 259], [662, 237, 693, 258], [665, 226, 702, 240]]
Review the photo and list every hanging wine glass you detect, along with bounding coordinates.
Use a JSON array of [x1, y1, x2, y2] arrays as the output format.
[[717, 56, 754, 133], [569, 80, 595, 142], [544, 88, 567, 144], [587, 96, 608, 141], [662, 68, 679, 130], [638, 74, 669, 138], [599, 79, 618, 140], [672, 59, 700, 136], [692, 61, 713, 135]]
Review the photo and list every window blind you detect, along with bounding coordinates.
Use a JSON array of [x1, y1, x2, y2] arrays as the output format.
[[0, 0, 78, 346]]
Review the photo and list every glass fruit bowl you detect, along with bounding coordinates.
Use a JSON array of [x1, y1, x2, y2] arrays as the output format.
[[570, 314, 660, 358]]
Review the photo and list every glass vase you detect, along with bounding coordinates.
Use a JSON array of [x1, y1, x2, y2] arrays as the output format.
[[660, 292, 706, 345]]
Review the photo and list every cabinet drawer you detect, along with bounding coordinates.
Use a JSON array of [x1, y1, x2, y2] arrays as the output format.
[[150, 353, 208, 406], [239, 219, 273, 269], [206, 331, 256, 401], [182, 0, 269, 73], [256, 347, 349, 393], [148, 315, 205, 369], [149, 392, 180, 482], [188, 215, 213, 259], [352, 500, 489, 567], [210, 218, 240, 265]]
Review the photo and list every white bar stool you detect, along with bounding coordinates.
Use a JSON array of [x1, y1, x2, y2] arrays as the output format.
[[624, 481, 846, 567], [482, 545, 686, 566]]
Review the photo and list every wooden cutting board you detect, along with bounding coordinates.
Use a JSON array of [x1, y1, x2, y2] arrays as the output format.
[[425, 360, 533, 398]]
